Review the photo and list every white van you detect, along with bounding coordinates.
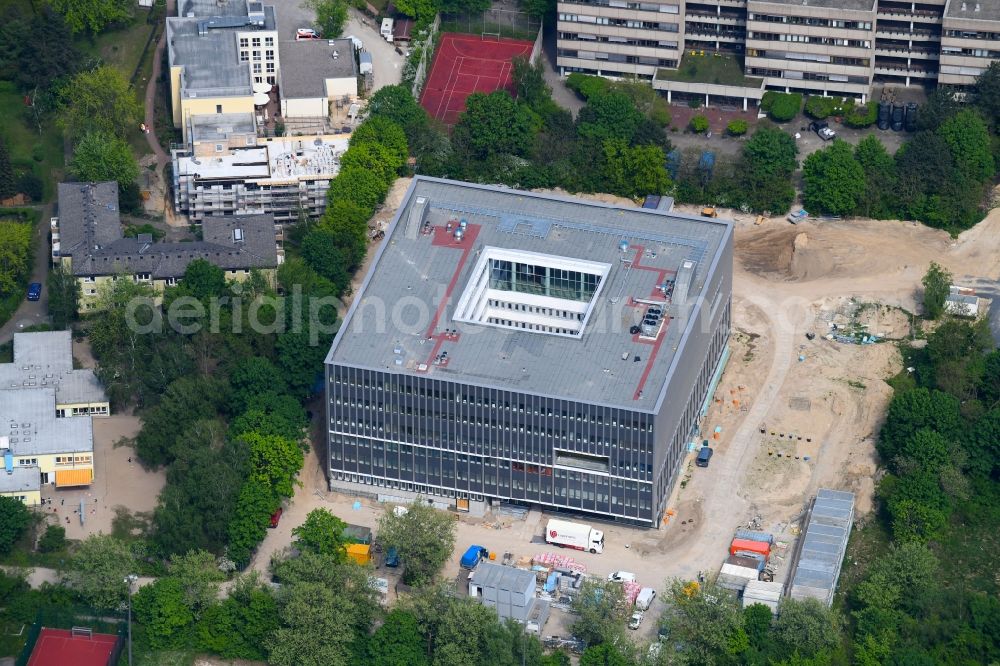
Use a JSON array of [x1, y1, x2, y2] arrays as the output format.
[[380, 18, 394, 42], [635, 587, 656, 611]]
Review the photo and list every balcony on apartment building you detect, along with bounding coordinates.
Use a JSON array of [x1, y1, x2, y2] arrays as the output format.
[[876, 18, 941, 38], [685, 23, 746, 41], [874, 40, 941, 58], [876, 1, 944, 22]]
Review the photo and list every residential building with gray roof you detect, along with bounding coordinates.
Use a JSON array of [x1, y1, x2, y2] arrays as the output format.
[[325, 177, 733, 526]]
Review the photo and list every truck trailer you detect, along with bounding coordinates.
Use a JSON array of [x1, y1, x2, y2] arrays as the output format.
[[544, 519, 604, 554]]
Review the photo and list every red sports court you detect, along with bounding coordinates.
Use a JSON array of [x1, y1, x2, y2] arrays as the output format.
[[27, 627, 120, 666], [420, 33, 534, 125]]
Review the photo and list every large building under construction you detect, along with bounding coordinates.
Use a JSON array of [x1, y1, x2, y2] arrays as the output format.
[[324, 178, 733, 526]]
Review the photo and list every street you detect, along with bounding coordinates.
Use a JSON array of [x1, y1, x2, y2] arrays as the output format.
[[0, 203, 53, 345]]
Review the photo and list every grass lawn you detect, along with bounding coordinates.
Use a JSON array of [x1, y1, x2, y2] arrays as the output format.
[[78, 10, 157, 80], [0, 82, 65, 201], [658, 53, 763, 88]]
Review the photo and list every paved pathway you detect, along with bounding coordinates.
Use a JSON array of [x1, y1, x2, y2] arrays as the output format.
[[0, 203, 54, 345], [142, 0, 178, 225]]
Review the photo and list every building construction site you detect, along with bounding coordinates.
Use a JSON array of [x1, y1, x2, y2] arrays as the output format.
[[249, 178, 1000, 641]]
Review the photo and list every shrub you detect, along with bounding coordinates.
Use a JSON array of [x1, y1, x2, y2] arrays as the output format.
[[768, 93, 802, 122], [727, 119, 749, 136], [687, 97, 703, 109], [844, 101, 878, 128], [17, 171, 43, 202], [805, 96, 838, 120], [38, 524, 67, 553], [690, 114, 709, 133], [760, 91, 777, 112], [565, 73, 610, 101]]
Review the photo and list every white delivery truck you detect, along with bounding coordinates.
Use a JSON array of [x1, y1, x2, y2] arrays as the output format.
[[380, 18, 394, 42], [544, 518, 604, 554]]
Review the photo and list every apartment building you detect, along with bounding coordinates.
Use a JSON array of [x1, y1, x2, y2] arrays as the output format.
[[746, 0, 877, 100], [556, 0, 684, 78], [940, 0, 1000, 90], [562, 0, 1000, 102], [167, 0, 280, 143], [171, 121, 350, 224], [325, 177, 733, 527], [55, 182, 279, 312]]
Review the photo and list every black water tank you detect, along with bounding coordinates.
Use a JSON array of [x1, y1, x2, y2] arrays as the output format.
[[891, 103, 905, 131], [877, 101, 891, 130], [904, 102, 918, 132]]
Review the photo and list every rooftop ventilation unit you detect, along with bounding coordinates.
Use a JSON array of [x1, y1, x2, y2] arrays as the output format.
[[233, 228, 245, 243]]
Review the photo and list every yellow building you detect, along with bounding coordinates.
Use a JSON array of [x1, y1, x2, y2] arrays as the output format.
[[1, 330, 110, 418], [0, 465, 42, 506], [166, 1, 280, 142], [1, 388, 95, 492], [53, 182, 278, 313]]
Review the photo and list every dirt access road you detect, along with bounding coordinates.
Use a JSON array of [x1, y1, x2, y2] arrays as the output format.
[[251, 184, 1000, 609]]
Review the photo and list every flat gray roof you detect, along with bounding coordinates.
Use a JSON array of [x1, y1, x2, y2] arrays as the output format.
[[790, 489, 855, 606], [278, 39, 358, 99], [168, 18, 253, 96], [470, 561, 536, 592], [749, 0, 875, 12], [1, 332, 107, 407], [178, 0, 253, 18], [190, 113, 257, 143], [1, 388, 93, 457], [0, 466, 40, 495], [327, 177, 731, 411], [945, 0, 1000, 21]]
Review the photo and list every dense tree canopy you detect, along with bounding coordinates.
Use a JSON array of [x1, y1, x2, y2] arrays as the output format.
[[802, 140, 865, 216], [376, 501, 457, 587], [59, 66, 143, 140], [70, 131, 139, 186], [49, 0, 133, 35]]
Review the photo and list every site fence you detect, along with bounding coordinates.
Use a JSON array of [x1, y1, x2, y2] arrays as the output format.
[[408, 13, 442, 99], [440, 8, 541, 42]]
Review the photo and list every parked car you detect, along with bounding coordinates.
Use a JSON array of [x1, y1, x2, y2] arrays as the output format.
[[385, 546, 400, 568], [269, 507, 283, 528], [809, 121, 836, 141], [296, 28, 318, 38], [787, 208, 809, 224], [696, 446, 714, 467], [629, 611, 644, 630], [460, 545, 488, 569], [635, 587, 657, 610], [607, 571, 636, 583], [27, 283, 41, 301]]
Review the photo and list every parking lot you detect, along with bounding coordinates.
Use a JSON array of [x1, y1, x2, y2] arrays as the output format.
[[271, 4, 405, 93]]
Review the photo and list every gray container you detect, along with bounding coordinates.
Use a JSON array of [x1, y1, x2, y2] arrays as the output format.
[[734, 529, 775, 545]]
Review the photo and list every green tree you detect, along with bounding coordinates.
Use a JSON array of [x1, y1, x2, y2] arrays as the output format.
[[176, 258, 227, 301], [0, 138, 15, 199], [49, 0, 132, 34], [376, 501, 457, 587], [292, 509, 349, 558], [663, 580, 748, 664], [577, 92, 644, 142], [196, 572, 278, 660], [133, 577, 195, 649], [917, 88, 960, 131], [571, 578, 627, 648], [921, 261, 952, 320], [854, 135, 897, 218], [579, 643, 634, 666], [301, 225, 366, 293], [600, 139, 670, 198], [454, 91, 538, 159], [229, 393, 307, 441], [59, 66, 143, 140], [269, 582, 360, 666], [512, 56, 551, 112], [878, 387, 962, 462], [973, 61, 1000, 131], [969, 408, 1000, 478], [341, 142, 403, 184], [70, 131, 139, 186], [350, 116, 409, 168], [0, 7, 81, 91], [0, 496, 31, 555], [65, 534, 138, 610], [328, 166, 390, 213], [366, 609, 429, 666], [853, 541, 938, 613], [802, 140, 865, 216], [0, 221, 32, 298], [738, 127, 798, 213], [303, 0, 349, 37], [37, 524, 67, 553], [228, 357, 287, 415], [743, 602, 774, 653], [772, 598, 844, 657], [47, 264, 80, 329], [169, 549, 225, 617], [937, 109, 995, 182], [432, 598, 520, 666], [242, 430, 304, 500], [135, 376, 230, 466], [227, 476, 278, 567], [367, 85, 429, 139]]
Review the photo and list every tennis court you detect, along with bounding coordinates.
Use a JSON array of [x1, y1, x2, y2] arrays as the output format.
[[420, 33, 534, 125]]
